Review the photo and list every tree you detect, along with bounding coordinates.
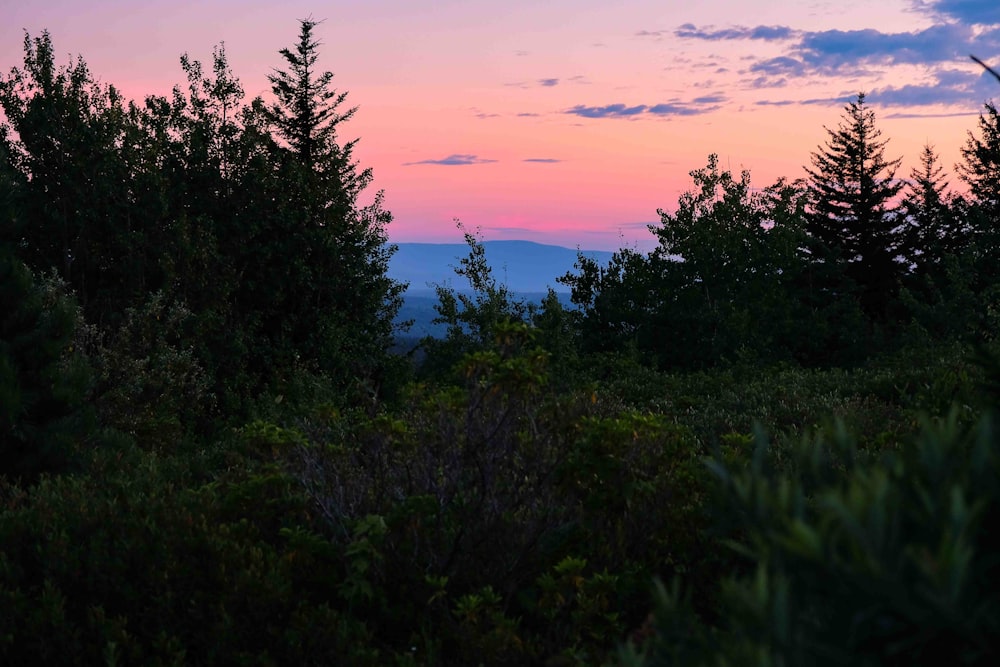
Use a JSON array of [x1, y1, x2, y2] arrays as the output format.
[[959, 102, 1000, 219], [0, 31, 160, 325], [902, 143, 969, 276], [245, 18, 405, 397], [0, 249, 93, 481], [804, 93, 905, 321], [958, 102, 1000, 283]]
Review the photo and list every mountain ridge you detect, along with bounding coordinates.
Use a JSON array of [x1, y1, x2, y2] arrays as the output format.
[[388, 240, 616, 294]]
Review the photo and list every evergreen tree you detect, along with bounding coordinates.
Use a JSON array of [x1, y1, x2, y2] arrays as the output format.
[[804, 93, 904, 320], [0, 249, 93, 481], [958, 102, 1000, 287], [959, 102, 1000, 220], [249, 18, 405, 396], [903, 143, 968, 276]]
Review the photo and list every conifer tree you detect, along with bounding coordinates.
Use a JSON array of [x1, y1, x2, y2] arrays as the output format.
[[959, 102, 1000, 219], [248, 18, 404, 393], [903, 143, 967, 274], [804, 93, 904, 320]]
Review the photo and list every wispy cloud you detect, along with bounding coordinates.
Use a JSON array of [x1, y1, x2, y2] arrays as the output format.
[[404, 154, 498, 166], [523, 158, 563, 163], [565, 97, 724, 119], [675, 6, 1000, 109], [756, 67, 1000, 108], [538, 78, 559, 87], [674, 23, 797, 41], [567, 104, 647, 118]]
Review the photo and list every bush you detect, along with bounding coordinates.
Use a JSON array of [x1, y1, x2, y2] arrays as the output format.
[[623, 409, 1000, 666], [0, 251, 94, 481]]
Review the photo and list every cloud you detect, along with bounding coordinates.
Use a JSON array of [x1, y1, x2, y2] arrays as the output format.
[[756, 67, 1000, 108], [795, 24, 972, 69], [675, 23, 797, 41], [403, 154, 498, 166], [674, 9, 1000, 109], [917, 0, 1000, 25], [565, 98, 723, 119], [749, 56, 807, 77], [884, 110, 983, 118], [517, 112, 541, 117], [691, 94, 728, 104], [566, 104, 648, 118], [647, 102, 720, 115], [506, 78, 564, 88], [523, 158, 563, 163]]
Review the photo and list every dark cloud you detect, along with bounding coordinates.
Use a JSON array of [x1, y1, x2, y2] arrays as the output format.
[[675, 23, 797, 41], [403, 154, 498, 166], [538, 78, 559, 87], [523, 158, 563, 163], [796, 23, 971, 69], [917, 0, 1000, 25]]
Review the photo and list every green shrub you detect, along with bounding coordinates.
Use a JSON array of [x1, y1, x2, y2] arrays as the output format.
[[624, 409, 1000, 666]]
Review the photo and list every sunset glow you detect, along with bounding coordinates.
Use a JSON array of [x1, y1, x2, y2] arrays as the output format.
[[3, 0, 999, 249]]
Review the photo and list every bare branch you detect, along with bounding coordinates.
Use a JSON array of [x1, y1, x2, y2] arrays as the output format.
[[971, 55, 1000, 85]]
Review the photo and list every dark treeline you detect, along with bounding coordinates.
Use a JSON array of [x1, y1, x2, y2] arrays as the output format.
[[2, 22, 1000, 666]]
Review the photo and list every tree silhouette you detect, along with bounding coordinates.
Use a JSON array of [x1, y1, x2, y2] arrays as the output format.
[[804, 92, 904, 320]]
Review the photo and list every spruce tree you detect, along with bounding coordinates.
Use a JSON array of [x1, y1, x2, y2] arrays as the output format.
[[250, 18, 404, 395], [903, 143, 968, 275], [959, 102, 1000, 219], [957, 102, 1000, 296], [804, 93, 904, 320]]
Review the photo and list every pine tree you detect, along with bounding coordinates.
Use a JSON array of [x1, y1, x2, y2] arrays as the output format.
[[804, 93, 904, 320], [248, 18, 405, 395], [903, 143, 968, 275], [959, 102, 1000, 219]]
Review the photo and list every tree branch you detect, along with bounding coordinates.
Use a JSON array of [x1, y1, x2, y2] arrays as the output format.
[[971, 55, 1000, 85]]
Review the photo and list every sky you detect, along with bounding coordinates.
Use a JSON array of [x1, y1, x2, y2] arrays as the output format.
[[2, 0, 999, 251]]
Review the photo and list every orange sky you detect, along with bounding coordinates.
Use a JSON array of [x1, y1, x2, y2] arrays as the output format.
[[2, 0, 998, 249]]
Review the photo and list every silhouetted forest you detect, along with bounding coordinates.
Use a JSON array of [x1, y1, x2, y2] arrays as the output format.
[[3, 22, 1000, 666]]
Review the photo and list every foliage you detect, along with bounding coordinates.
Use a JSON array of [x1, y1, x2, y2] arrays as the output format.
[[420, 222, 530, 379], [4, 19, 1000, 667], [0, 251, 93, 481], [622, 408, 1000, 666]]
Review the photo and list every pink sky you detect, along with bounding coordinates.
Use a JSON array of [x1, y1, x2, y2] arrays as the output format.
[[3, 0, 999, 250]]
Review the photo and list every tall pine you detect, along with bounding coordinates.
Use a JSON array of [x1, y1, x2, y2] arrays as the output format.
[[248, 18, 405, 396], [804, 93, 904, 321]]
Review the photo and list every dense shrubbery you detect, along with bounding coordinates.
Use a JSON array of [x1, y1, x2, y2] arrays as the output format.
[[2, 23, 1000, 666]]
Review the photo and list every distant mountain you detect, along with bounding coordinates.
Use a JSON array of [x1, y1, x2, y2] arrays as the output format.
[[388, 240, 616, 294]]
